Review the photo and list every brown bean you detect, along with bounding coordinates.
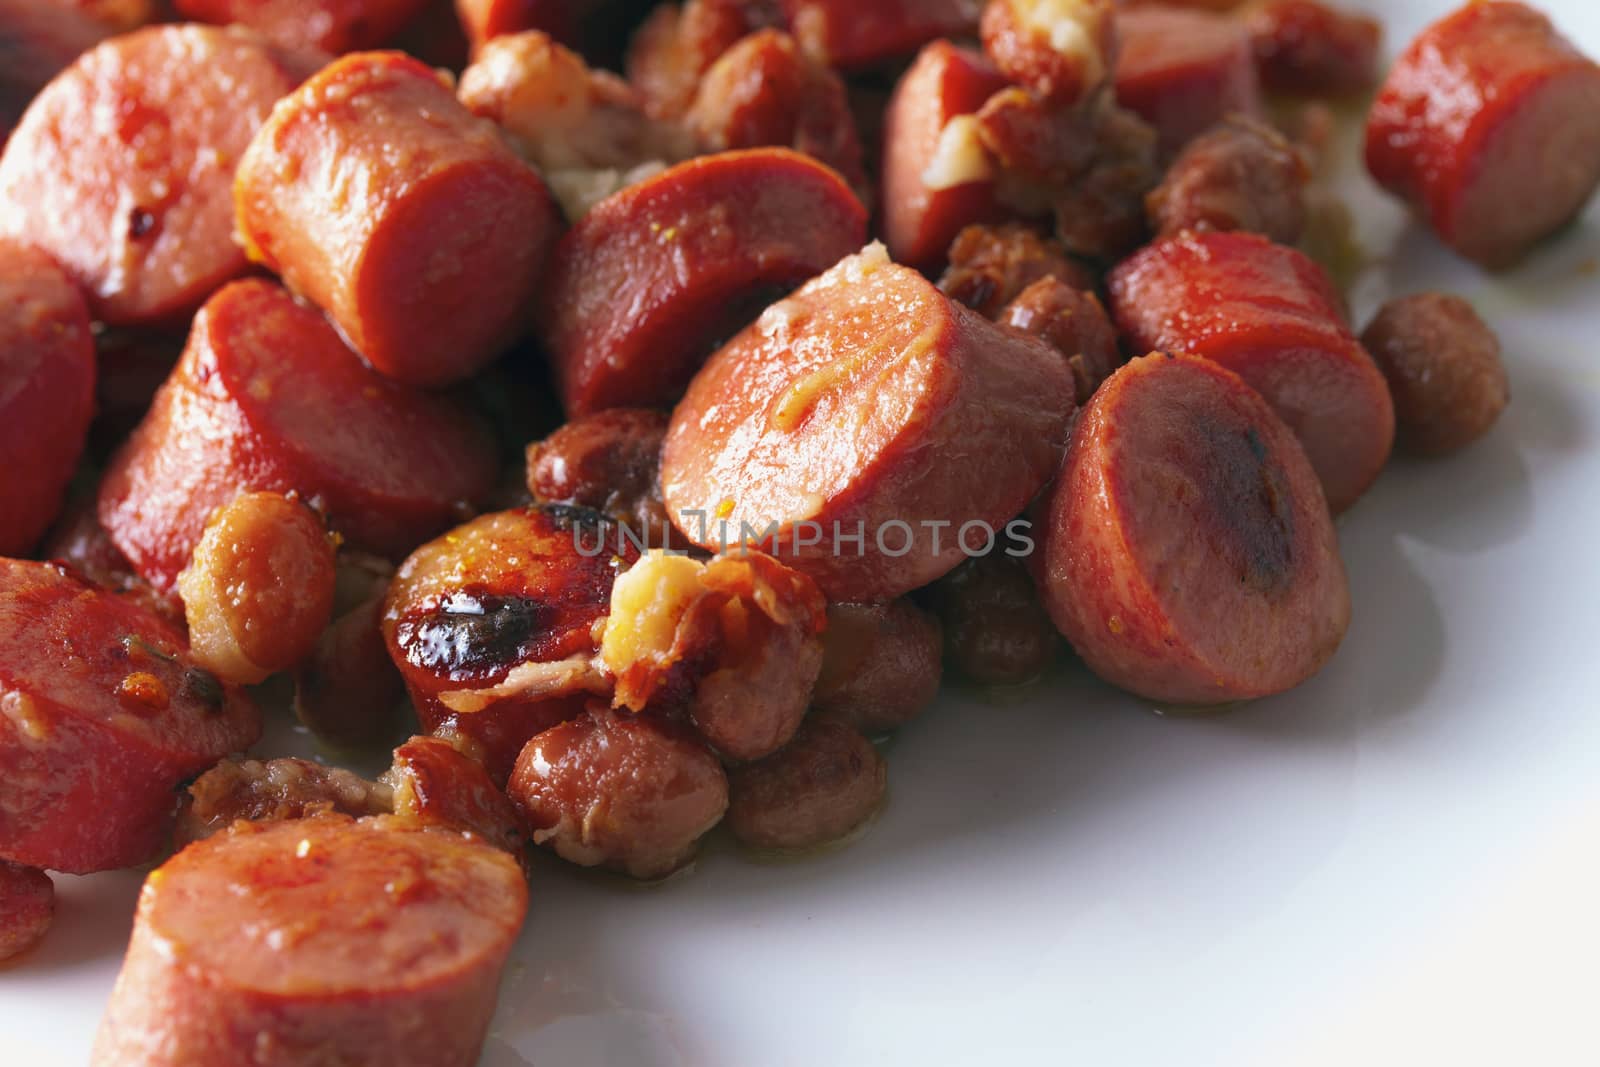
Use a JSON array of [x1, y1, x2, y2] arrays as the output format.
[[508, 706, 729, 879], [293, 592, 404, 751], [998, 276, 1121, 406], [173, 758, 394, 847], [1360, 293, 1509, 456], [726, 717, 886, 851], [1146, 115, 1310, 245], [526, 409, 678, 549], [811, 601, 942, 736], [937, 222, 1096, 319], [177, 491, 338, 685], [385, 736, 526, 857], [929, 552, 1061, 686]]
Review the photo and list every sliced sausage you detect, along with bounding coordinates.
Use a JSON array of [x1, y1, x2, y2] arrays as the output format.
[[626, 0, 765, 120], [92, 816, 527, 1067], [385, 736, 526, 855], [0, 861, 53, 962], [382, 504, 634, 784], [937, 222, 1095, 319], [661, 243, 1076, 601], [173, 0, 431, 54], [97, 280, 498, 594], [1145, 115, 1310, 245], [929, 551, 1060, 686], [811, 600, 943, 735], [1247, 0, 1381, 98], [726, 716, 885, 851], [1113, 4, 1261, 156], [0, 239, 95, 557], [526, 409, 678, 549], [293, 592, 405, 750], [1365, 1, 1600, 269], [0, 25, 321, 327], [1107, 230, 1394, 513], [174, 757, 394, 847], [510, 705, 727, 878], [687, 29, 866, 195], [1360, 293, 1510, 457], [178, 492, 339, 686], [1039, 353, 1351, 705], [998, 276, 1120, 406], [781, 0, 982, 71], [881, 41, 1010, 271], [980, 0, 1116, 106], [537, 147, 866, 416], [235, 50, 561, 387], [0, 0, 111, 147], [0, 559, 260, 873]]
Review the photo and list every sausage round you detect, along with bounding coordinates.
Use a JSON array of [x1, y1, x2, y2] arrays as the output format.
[[811, 600, 943, 735], [382, 504, 634, 784], [91, 815, 527, 1067], [881, 41, 1010, 271], [780, 0, 981, 71], [660, 243, 1076, 601], [0, 239, 95, 557], [235, 50, 561, 387], [1247, 0, 1381, 98], [726, 716, 885, 851], [509, 705, 728, 879], [97, 279, 499, 594], [1113, 4, 1261, 157], [1107, 230, 1394, 514], [537, 147, 867, 416], [1365, 1, 1600, 269], [173, 0, 431, 54], [1039, 353, 1351, 705], [1360, 292, 1510, 457], [928, 552, 1060, 687], [0, 25, 321, 327], [0, 861, 53, 962], [0, 559, 261, 873]]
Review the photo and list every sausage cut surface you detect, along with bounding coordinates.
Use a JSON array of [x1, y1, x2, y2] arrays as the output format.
[[1113, 4, 1261, 156]]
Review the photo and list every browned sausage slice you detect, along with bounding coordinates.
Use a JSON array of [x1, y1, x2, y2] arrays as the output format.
[[0, 25, 321, 326], [660, 243, 1076, 601], [235, 51, 562, 387], [1038, 353, 1350, 705], [0, 861, 53, 962], [98, 279, 499, 594], [537, 147, 867, 416], [91, 815, 527, 1067], [1, 559, 260, 874]]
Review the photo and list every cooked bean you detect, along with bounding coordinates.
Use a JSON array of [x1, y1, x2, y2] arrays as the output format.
[[930, 553, 1061, 686], [1146, 115, 1310, 244], [938, 223, 1096, 319], [998, 276, 1121, 405], [812, 601, 942, 736], [726, 717, 886, 851], [293, 592, 404, 751], [173, 757, 394, 847], [526, 409, 678, 549]]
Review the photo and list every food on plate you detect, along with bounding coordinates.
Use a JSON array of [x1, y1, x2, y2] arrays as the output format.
[[525, 408, 679, 548], [928, 553, 1062, 687], [1361, 293, 1511, 456], [938, 222, 1096, 318], [293, 591, 407, 749], [0, 0, 112, 146], [997, 276, 1122, 405], [173, 0, 432, 54], [1113, 3, 1261, 156], [1247, 0, 1382, 97], [92, 816, 527, 1067], [812, 600, 944, 735], [726, 716, 886, 850], [980, 0, 1118, 107], [1144, 114, 1310, 244], [174, 757, 395, 847], [0, 861, 54, 963], [1366, 0, 1600, 269]]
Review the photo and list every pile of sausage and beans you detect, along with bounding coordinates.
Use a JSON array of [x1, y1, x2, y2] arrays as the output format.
[[2, 0, 1594, 1060]]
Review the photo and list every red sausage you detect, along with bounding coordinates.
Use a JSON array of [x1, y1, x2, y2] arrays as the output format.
[[235, 51, 561, 387], [174, 0, 431, 54], [0, 240, 95, 557], [0, 861, 53, 962], [781, 0, 982, 70], [881, 41, 1010, 271], [0, 0, 111, 147], [1039, 353, 1350, 705], [1247, 0, 1381, 98], [92, 816, 527, 1067], [660, 244, 1076, 601], [626, 0, 763, 120], [97, 279, 499, 594], [1107, 230, 1394, 513], [537, 148, 867, 416], [0, 25, 321, 327], [1365, 1, 1600, 269], [0, 559, 261, 874], [1113, 4, 1261, 156]]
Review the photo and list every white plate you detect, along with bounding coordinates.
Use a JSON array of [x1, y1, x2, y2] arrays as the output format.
[[6, 2, 1600, 1063]]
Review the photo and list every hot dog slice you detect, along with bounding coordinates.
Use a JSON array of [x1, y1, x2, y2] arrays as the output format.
[[1365, 1, 1600, 269], [0, 862, 53, 962], [1107, 230, 1393, 513], [0, 559, 260, 874], [97, 280, 498, 594], [1247, 0, 1380, 98], [0, 0, 111, 147], [881, 41, 1010, 272], [1039, 353, 1350, 705], [91, 816, 527, 1067], [235, 51, 561, 387], [382, 504, 634, 784], [660, 243, 1076, 601], [0, 240, 95, 557], [1113, 4, 1261, 156], [175, 0, 431, 54], [0, 25, 320, 327], [538, 148, 866, 416], [781, 0, 982, 70]]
